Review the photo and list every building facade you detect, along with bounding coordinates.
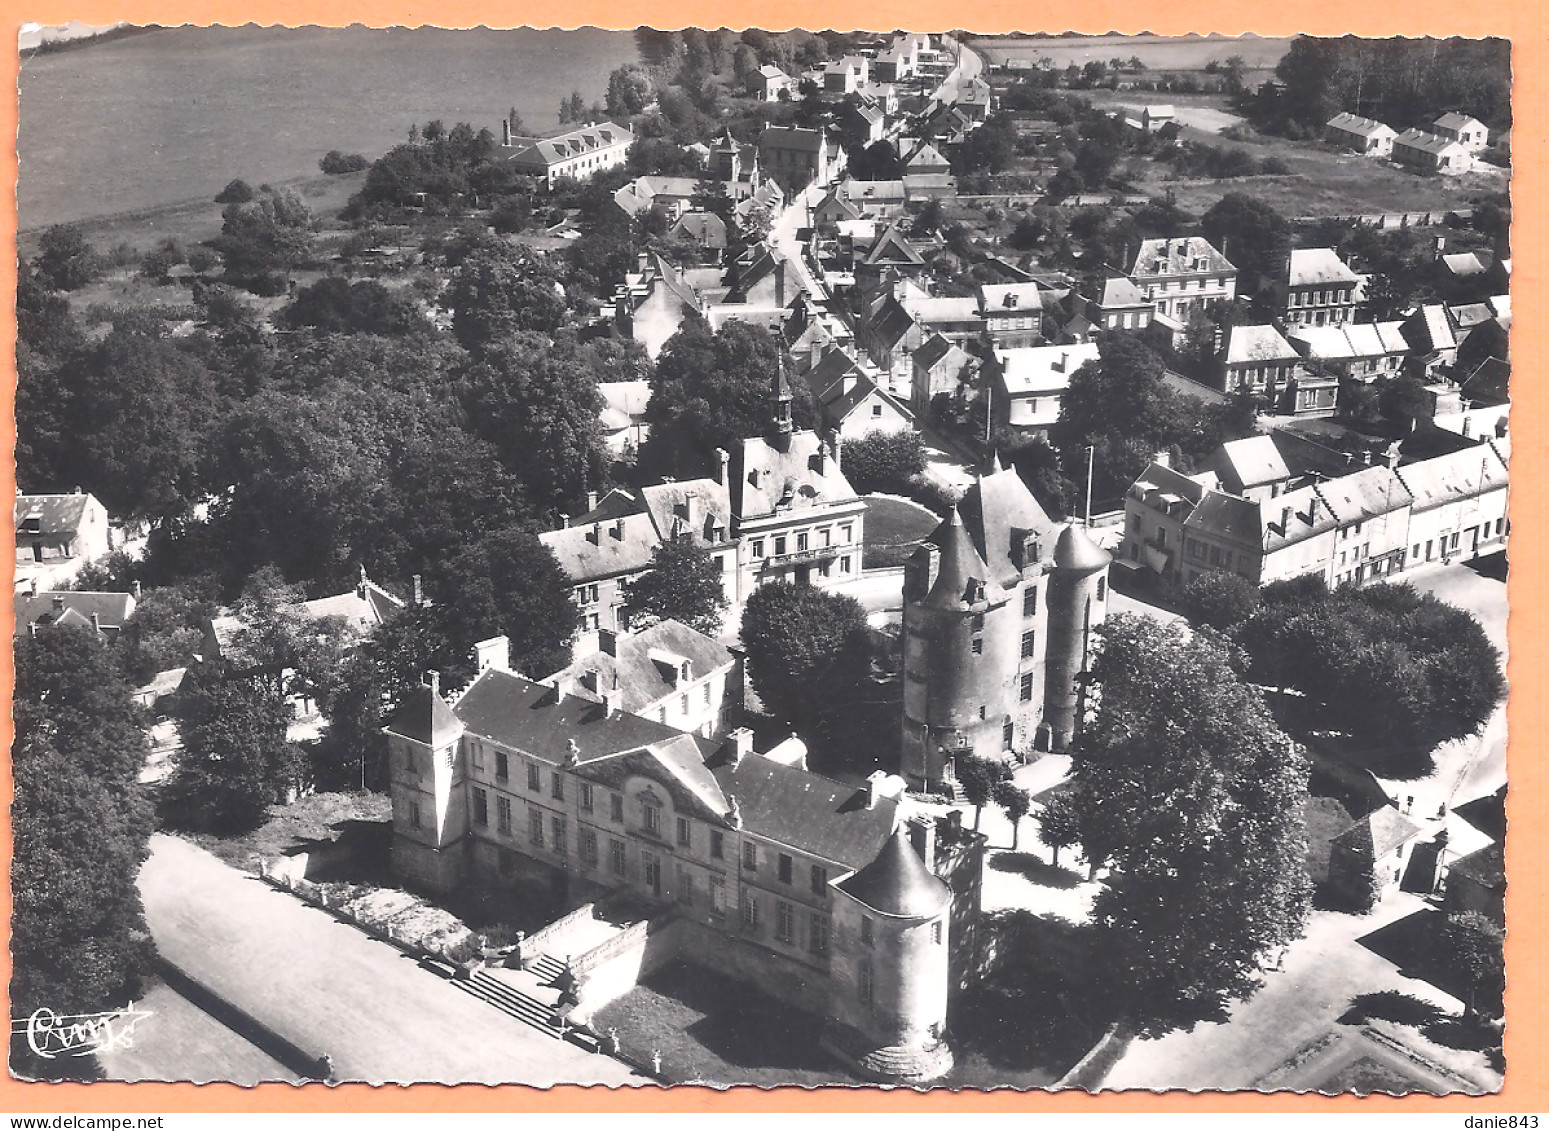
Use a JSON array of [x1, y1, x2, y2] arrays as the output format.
[[502, 120, 635, 188]]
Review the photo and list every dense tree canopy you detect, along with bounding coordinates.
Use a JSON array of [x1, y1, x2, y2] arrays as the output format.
[[31, 224, 103, 292], [12, 628, 156, 1075], [1201, 194, 1292, 297], [839, 430, 927, 496], [1067, 616, 1312, 1037], [281, 277, 426, 335], [740, 582, 871, 733], [448, 241, 569, 351]]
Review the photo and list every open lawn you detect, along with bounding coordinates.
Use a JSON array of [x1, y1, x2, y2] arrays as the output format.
[[861, 493, 941, 569]]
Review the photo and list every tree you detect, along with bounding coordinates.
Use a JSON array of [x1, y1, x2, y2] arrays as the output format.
[[1067, 616, 1312, 1037], [31, 224, 103, 291], [447, 241, 567, 351], [281, 276, 425, 335], [839, 431, 927, 495], [641, 318, 816, 477], [1201, 193, 1292, 294], [994, 780, 1033, 849], [458, 332, 607, 512], [1378, 374, 1432, 425], [1038, 790, 1081, 868], [957, 754, 1012, 832], [620, 538, 729, 636], [740, 582, 871, 733], [12, 626, 156, 1076], [1178, 569, 1262, 632], [1444, 910, 1505, 1018], [215, 178, 255, 204], [172, 660, 299, 834], [320, 150, 369, 174], [210, 186, 315, 290], [606, 65, 654, 117]]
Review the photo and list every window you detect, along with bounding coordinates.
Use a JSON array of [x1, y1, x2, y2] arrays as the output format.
[[811, 865, 828, 895], [643, 802, 660, 835], [676, 865, 693, 906], [643, 853, 661, 894], [751, 538, 765, 559], [710, 876, 727, 916], [774, 536, 787, 556], [552, 816, 567, 854], [611, 794, 624, 823], [409, 800, 421, 829], [497, 797, 512, 835], [978, 705, 987, 721], [1003, 721, 1015, 749], [1021, 630, 1035, 659], [840, 555, 852, 574], [743, 842, 758, 871], [1096, 577, 1106, 601], [931, 921, 943, 945], [580, 783, 594, 813], [797, 532, 809, 552], [551, 772, 565, 801], [860, 917, 874, 947], [859, 962, 874, 1004], [778, 854, 793, 884], [710, 830, 724, 860], [776, 901, 795, 943], [677, 816, 692, 848], [473, 788, 489, 827], [529, 809, 545, 847], [610, 839, 627, 877], [740, 889, 760, 931], [1023, 587, 1037, 616], [971, 613, 985, 631], [810, 914, 830, 954], [527, 762, 541, 792], [496, 752, 509, 782], [971, 637, 983, 655], [580, 829, 598, 868], [840, 524, 853, 543], [471, 744, 485, 771], [703, 683, 712, 706]]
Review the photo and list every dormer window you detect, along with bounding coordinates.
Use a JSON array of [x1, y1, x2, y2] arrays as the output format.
[[21, 517, 41, 535]]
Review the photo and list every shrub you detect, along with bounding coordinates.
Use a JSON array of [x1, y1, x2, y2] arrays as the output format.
[[215, 178, 255, 204], [320, 150, 370, 175]]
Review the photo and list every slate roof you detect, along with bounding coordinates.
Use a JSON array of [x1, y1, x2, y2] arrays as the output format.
[[1053, 523, 1110, 573], [1130, 236, 1235, 278], [835, 827, 950, 916], [1288, 322, 1410, 361], [864, 223, 927, 267], [1441, 251, 1490, 278], [1327, 112, 1397, 140], [913, 333, 967, 373], [979, 282, 1044, 314], [1316, 465, 1413, 523], [730, 430, 860, 522], [1449, 843, 1504, 889], [385, 683, 464, 746], [639, 479, 735, 546], [992, 343, 1100, 395], [956, 465, 1058, 588], [14, 590, 136, 635], [905, 143, 949, 171], [14, 493, 99, 537], [1212, 435, 1292, 491], [1332, 804, 1424, 859], [539, 510, 662, 583], [1091, 273, 1149, 308], [867, 296, 921, 352], [841, 179, 907, 206], [714, 756, 901, 872], [1395, 445, 1509, 512], [1186, 482, 1337, 553], [1288, 248, 1360, 288], [1394, 129, 1468, 157], [1460, 356, 1510, 406], [1435, 112, 1486, 134], [1401, 304, 1458, 354], [760, 125, 825, 154], [1132, 461, 1220, 504], [918, 506, 1001, 611], [905, 296, 981, 327], [670, 211, 728, 248], [505, 121, 633, 169], [548, 621, 736, 717], [1224, 324, 1299, 366]]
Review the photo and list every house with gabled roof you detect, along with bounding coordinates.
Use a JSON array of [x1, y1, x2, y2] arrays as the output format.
[[910, 333, 974, 417], [976, 282, 1045, 349], [1392, 129, 1473, 175], [14, 489, 115, 587], [1317, 464, 1415, 587], [1399, 303, 1460, 377], [1180, 482, 1339, 587], [384, 643, 983, 1083], [1395, 442, 1509, 568], [1206, 435, 1295, 503], [1326, 112, 1397, 156], [14, 584, 138, 639], [1283, 248, 1363, 328], [1061, 272, 1153, 340], [758, 124, 845, 193], [1286, 320, 1410, 383], [1433, 112, 1489, 151], [754, 63, 795, 102], [502, 120, 634, 189], [1326, 804, 1427, 911], [1217, 323, 1303, 400], [613, 254, 705, 359], [1128, 236, 1237, 328], [804, 348, 915, 441], [982, 342, 1100, 436], [540, 499, 664, 636], [1120, 458, 1221, 585]]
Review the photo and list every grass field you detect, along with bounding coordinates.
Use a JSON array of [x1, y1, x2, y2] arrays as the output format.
[[973, 33, 1293, 72]]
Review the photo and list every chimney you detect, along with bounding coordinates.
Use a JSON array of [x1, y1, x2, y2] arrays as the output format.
[[727, 726, 754, 767], [908, 815, 938, 873], [51, 594, 64, 610], [586, 490, 599, 513], [550, 678, 564, 704], [682, 493, 698, 526], [473, 635, 510, 674], [28, 576, 38, 597], [589, 522, 602, 545], [1153, 449, 1172, 469], [865, 769, 889, 810], [91, 613, 101, 634], [412, 574, 424, 607], [603, 675, 625, 717], [73, 486, 82, 496], [132, 579, 142, 600], [580, 669, 601, 693], [427, 669, 441, 698], [1280, 505, 1293, 534], [611, 518, 625, 541], [502, 117, 512, 146], [598, 627, 618, 657]]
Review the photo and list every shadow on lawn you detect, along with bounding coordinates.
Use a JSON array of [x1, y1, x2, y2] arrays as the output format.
[[1357, 908, 1503, 1016], [990, 853, 1083, 889]]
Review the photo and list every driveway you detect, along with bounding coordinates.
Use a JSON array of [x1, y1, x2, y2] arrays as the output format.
[[138, 835, 644, 1087]]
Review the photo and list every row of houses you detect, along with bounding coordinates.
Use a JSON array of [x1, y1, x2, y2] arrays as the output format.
[[1121, 428, 1509, 592], [1325, 111, 1492, 175]]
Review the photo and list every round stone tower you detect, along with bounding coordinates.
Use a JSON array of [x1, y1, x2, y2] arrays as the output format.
[[822, 828, 954, 1083], [1040, 522, 1111, 753], [899, 506, 1018, 791]]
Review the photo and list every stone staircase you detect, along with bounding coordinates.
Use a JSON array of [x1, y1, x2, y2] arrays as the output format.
[[449, 968, 556, 1035]]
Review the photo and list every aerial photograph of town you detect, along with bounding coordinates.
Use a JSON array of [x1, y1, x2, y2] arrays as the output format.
[[10, 23, 1511, 1097]]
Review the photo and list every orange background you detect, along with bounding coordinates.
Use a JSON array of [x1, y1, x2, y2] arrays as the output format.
[[0, 0, 1542, 1114]]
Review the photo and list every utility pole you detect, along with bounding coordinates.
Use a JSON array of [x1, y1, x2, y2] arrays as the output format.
[[1085, 444, 1095, 526]]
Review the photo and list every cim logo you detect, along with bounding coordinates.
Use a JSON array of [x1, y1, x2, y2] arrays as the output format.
[[12, 1005, 153, 1059]]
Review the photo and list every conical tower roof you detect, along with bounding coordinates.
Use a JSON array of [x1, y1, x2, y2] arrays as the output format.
[[385, 678, 463, 746], [1053, 522, 1111, 573], [836, 827, 951, 919], [921, 505, 999, 610]]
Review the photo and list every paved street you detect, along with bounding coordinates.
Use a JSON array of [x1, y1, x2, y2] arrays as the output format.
[[139, 835, 645, 1086]]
